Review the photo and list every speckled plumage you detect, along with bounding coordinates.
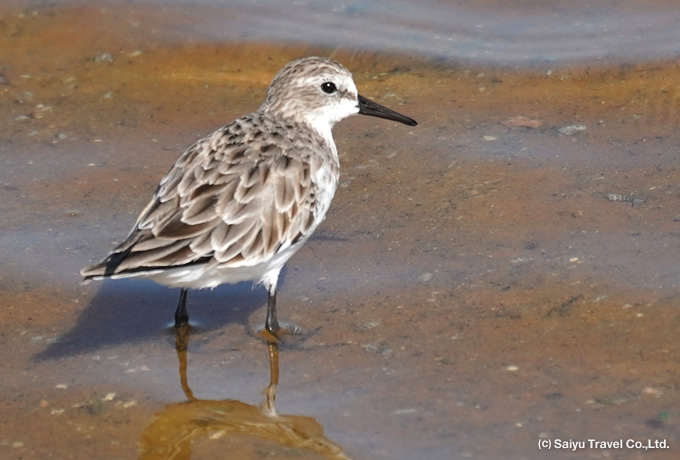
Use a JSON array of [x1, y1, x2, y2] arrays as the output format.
[[81, 56, 416, 334]]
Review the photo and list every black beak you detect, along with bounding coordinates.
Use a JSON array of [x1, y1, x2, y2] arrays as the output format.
[[358, 95, 417, 126]]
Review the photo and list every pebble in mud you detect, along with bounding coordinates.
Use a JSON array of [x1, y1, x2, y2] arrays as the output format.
[[361, 343, 393, 356], [502, 115, 544, 129], [93, 53, 114, 63], [556, 124, 586, 135], [356, 320, 381, 331]]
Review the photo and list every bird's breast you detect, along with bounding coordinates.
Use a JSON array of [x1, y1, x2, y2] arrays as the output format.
[[310, 156, 339, 222]]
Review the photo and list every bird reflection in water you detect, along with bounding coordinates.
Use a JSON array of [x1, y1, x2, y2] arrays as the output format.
[[138, 325, 352, 459]]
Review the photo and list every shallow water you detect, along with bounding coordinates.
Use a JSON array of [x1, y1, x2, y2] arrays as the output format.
[[1, 1, 680, 459]]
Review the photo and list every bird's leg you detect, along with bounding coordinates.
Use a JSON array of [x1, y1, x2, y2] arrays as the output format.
[[174, 288, 189, 328], [262, 282, 303, 342], [265, 284, 280, 335]]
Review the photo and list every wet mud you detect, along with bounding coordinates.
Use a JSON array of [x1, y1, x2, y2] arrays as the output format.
[[1, 2, 679, 460]]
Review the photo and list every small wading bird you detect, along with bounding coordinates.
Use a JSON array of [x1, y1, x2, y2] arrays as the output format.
[[81, 56, 417, 337]]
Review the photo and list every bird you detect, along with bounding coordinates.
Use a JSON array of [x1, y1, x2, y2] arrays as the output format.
[[81, 56, 417, 336]]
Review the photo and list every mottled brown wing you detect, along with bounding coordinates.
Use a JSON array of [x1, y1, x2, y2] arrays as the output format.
[[81, 122, 317, 278]]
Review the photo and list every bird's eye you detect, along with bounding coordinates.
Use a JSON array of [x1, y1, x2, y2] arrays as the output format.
[[321, 82, 337, 94]]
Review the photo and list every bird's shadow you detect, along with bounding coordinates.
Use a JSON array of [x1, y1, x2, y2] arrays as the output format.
[[33, 269, 290, 361]]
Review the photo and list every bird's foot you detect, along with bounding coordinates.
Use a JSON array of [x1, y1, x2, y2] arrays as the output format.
[[259, 321, 304, 344]]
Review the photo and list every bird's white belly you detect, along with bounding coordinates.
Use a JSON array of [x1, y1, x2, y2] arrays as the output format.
[[146, 263, 274, 290]]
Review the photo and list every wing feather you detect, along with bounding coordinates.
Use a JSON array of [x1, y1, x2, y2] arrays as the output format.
[[113, 239, 191, 271], [81, 117, 326, 279]]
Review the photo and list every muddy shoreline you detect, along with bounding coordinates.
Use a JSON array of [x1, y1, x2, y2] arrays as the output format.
[[1, 2, 679, 459]]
